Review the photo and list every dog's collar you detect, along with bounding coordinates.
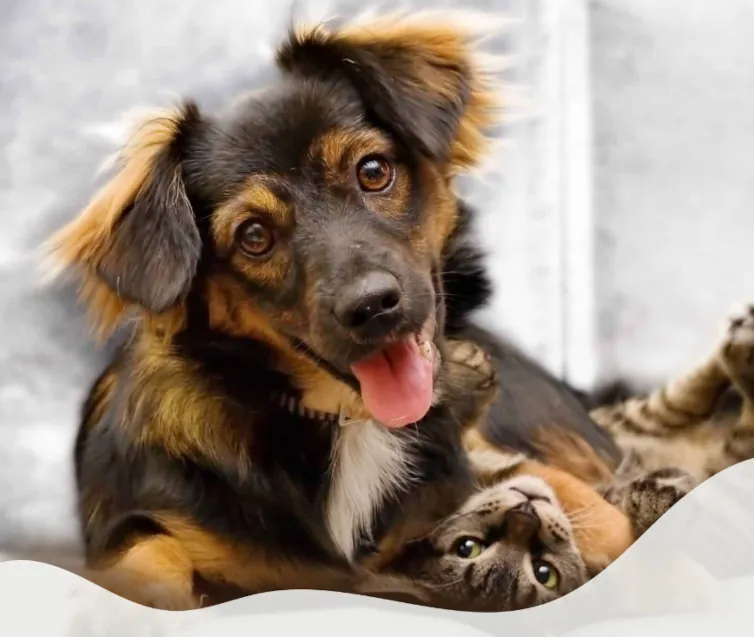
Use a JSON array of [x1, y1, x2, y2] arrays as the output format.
[[270, 390, 359, 426]]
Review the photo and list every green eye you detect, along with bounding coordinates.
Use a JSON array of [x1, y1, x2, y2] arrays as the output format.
[[454, 537, 486, 559], [532, 560, 559, 589]]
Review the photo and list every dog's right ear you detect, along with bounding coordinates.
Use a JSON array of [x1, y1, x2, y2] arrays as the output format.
[[44, 102, 204, 338], [277, 13, 504, 173]]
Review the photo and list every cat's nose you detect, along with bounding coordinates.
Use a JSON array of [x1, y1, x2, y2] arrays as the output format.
[[504, 502, 541, 545]]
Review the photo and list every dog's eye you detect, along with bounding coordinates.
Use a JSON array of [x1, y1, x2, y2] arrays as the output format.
[[237, 220, 275, 258], [356, 155, 394, 192], [453, 537, 486, 559]]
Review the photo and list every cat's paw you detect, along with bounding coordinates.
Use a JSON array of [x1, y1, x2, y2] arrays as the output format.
[[616, 467, 697, 538], [445, 339, 497, 392], [439, 340, 498, 428], [718, 303, 754, 380]]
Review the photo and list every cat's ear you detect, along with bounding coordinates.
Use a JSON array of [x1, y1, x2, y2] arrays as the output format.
[[277, 14, 503, 171], [43, 102, 205, 337]]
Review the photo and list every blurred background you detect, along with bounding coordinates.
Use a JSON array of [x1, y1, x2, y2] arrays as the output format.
[[1, 0, 753, 564]]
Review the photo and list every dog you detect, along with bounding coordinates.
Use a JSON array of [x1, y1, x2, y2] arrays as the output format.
[[43, 14, 628, 610]]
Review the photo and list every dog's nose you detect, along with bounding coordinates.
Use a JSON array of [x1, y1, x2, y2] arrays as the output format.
[[334, 271, 404, 337], [504, 502, 541, 546]]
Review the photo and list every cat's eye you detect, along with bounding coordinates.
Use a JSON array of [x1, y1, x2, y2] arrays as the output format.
[[532, 560, 559, 589], [237, 219, 275, 258], [454, 537, 486, 559], [356, 155, 395, 192]]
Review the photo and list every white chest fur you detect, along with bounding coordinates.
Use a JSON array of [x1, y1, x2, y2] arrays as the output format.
[[325, 419, 416, 561]]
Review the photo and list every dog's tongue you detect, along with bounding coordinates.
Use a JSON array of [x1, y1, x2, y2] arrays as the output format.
[[351, 338, 434, 428]]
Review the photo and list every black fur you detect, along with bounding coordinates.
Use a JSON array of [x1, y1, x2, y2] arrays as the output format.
[[277, 28, 470, 161], [442, 205, 622, 466]]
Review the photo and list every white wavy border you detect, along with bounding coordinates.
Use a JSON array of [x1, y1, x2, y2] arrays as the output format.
[[2, 459, 754, 636]]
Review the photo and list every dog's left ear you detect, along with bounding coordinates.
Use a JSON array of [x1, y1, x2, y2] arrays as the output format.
[[42, 102, 205, 338], [277, 15, 502, 171]]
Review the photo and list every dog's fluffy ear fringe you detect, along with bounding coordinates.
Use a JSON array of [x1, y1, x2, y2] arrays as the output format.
[[40, 101, 202, 341], [276, 10, 513, 174]]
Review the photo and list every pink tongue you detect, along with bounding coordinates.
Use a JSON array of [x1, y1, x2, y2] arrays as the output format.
[[351, 339, 434, 428]]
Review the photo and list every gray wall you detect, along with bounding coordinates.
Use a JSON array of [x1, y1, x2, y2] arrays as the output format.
[[592, 0, 754, 388]]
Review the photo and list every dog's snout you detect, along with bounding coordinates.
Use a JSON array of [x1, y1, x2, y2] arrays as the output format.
[[333, 271, 404, 337]]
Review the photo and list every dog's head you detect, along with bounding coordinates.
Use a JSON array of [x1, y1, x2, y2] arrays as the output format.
[[45, 15, 502, 427]]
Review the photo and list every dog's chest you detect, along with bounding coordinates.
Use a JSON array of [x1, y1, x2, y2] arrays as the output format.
[[325, 420, 416, 561]]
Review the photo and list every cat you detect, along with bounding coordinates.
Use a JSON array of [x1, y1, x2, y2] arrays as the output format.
[[364, 471, 589, 611], [363, 303, 754, 611]]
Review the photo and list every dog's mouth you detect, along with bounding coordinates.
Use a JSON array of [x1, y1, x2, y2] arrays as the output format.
[[350, 324, 438, 429], [291, 273, 444, 427]]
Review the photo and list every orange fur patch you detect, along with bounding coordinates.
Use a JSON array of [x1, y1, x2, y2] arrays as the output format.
[[515, 460, 633, 572]]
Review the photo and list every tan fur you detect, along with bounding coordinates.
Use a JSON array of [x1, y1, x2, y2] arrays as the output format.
[[124, 333, 254, 474], [311, 128, 413, 221], [315, 129, 393, 178], [87, 514, 354, 609], [591, 305, 754, 483], [86, 534, 198, 610], [211, 180, 293, 254]]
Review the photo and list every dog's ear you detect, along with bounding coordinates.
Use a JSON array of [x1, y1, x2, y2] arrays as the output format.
[[276, 14, 502, 171], [43, 102, 204, 337]]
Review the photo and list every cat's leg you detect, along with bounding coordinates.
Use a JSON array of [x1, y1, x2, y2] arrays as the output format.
[[591, 346, 729, 439], [717, 304, 754, 463]]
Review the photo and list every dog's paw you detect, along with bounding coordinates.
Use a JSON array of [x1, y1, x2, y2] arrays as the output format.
[[138, 583, 203, 611], [718, 303, 754, 380], [613, 467, 697, 538]]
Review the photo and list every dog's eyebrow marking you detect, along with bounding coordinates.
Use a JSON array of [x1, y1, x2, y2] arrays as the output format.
[[312, 129, 393, 178], [212, 180, 292, 250], [236, 182, 292, 225]]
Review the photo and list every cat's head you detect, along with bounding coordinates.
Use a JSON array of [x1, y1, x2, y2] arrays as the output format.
[[371, 475, 588, 611]]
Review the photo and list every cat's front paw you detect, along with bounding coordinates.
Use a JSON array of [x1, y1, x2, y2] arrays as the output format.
[[718, 303, 754, 380], [439, 339, 498, 428], [612, 467, 697, 538], [445, 339, 497, 393]]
